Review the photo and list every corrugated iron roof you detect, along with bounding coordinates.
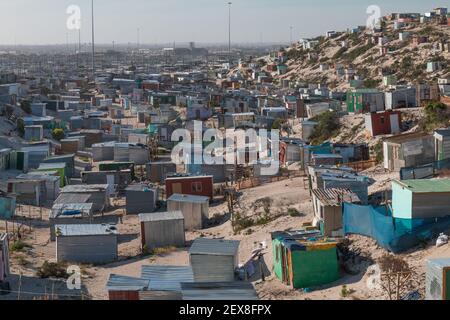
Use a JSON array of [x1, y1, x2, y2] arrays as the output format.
[[61, 184, 109, 193], [106, 274, 150, 291], [55, 224, 117, 236], [271, 229, 322, 240], [394, 179, 450, 193], [384, 132, 431, 144], [189, 238, 240, 256], [181, 282, 258, 300], [38, 162, 67, 169], [141, 265, 194, 292], [126, 184, 158, 192], [312, 188, 360, 206], [139, 211, 184, 223], [54, 193, 91, 205], [50, 203, 94, 219], [168, 193, 209, 204]]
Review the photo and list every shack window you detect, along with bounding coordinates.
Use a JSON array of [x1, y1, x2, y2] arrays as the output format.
[[380, 116, 385, 124], [191, 182, 203, 192]]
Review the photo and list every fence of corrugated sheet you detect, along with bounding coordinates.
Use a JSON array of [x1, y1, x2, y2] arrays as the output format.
[[400, 158, 450, 180], [343, 203, 450, 253]]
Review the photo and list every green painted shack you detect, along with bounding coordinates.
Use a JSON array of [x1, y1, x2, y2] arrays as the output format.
[[272, 235, 339, 289], [36, 162, 67, 187], [346, 89, 384, 114]]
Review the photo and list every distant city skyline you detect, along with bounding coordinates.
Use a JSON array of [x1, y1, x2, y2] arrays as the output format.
[[0, 0, 448, 46]]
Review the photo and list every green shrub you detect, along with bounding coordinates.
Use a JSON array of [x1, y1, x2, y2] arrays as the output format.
[[10, 240, 31, 252], [419, 102, 449, 132], [36, 261, 69, 279], [288, 208, 303, 217], [309, 111, 340, 145]]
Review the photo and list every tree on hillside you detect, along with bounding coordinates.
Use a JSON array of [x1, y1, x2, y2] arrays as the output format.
[[419, 102, 449, 132], [309, 111, 340, 145]]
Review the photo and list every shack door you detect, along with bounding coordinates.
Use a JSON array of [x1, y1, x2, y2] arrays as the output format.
[[106, 175, 114, 196], [172, 183, 183, 194], [390, 114, 400, 134]]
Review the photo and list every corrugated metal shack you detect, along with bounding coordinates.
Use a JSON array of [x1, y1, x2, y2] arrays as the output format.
[[189, 238, 240, 282], [42, 154, 75, 179], [36, 162, 67, 187], [49, 203, 94, 241], [272, 236, 339, 289], [392, 179, 450, 219], [81, 170, 132, 192], [383, 132, 434, 172], [139, 265, 194, 300], [60, 184, 110, 212], [307, 165, 356, 190], [92, 141, 116, 162], [165, 174, 214, 199], [332, 143, 370, 163], [425, 258, 450, 300], [181, 282, 258, 300], [99, 161, 135, 180], [114, 143, 149, 165], [55, 224, 118, 264], [20, 143, 50, 169], [106, 274, 150, 300], [146, 161, 177, 183], [139, 211, 185, 250], [311, 188, 360, 236], [321, 173, 369, 205], [24, 125, 43, 141], [125, 184, 158, 215], [16, 173, 60, 201], [311, 154, 344, 167], [60, 138, 82, 154], [167, 194, 209, 230], [79, 129, 103, 147], [0, 233, 10, 283], [7, 179, 46, 206]]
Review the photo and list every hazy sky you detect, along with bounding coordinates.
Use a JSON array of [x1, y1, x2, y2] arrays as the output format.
[[0, 0, 448, 45]]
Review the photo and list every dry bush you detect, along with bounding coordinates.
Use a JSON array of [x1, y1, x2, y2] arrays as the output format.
[[378, 254, 415, 300]]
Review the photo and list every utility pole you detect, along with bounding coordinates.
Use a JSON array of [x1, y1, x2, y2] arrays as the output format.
[[228, 2, 232, 65], [91, 0, 95, 80]]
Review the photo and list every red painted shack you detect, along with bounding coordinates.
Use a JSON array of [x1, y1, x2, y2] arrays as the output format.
[[365, 111, 402, 137], [165, 175, 214, 200]]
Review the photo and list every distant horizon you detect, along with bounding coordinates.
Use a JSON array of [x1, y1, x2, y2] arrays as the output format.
[[0, 0, 448, 45]]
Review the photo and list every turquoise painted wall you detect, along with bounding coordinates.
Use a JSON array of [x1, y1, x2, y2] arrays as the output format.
[[272, 239, 283, 281], [0, 197, 16, 219], [392, 182, 412, 219]]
